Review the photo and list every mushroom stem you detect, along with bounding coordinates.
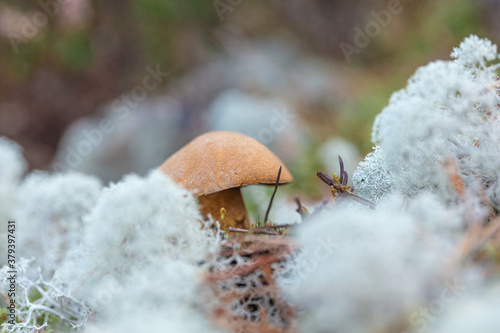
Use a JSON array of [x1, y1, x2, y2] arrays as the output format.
[[198, 187, 249, 230]]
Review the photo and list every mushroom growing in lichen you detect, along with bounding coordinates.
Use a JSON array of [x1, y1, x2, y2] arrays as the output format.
[[159, 131, 293, 229]]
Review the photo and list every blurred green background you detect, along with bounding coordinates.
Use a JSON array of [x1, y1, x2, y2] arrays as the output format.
[[0, 0, 498, 198]]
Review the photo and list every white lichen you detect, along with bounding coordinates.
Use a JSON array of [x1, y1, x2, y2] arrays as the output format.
[[450, 34, 498, 68], [360, 35, 500, 204], [15, 171, 102, 275], [1, 258, 91, 333], [352, 145, 394, 203], [55, 171, 222, 332], [281, 194, 461, 333]]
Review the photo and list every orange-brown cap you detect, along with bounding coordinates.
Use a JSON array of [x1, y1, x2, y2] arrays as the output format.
[[159, 131, 293, 196]]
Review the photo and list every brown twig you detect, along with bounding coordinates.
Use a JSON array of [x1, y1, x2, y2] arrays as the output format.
[[458, 216, 500, 259], [293, 195, 309, 219], [316, 170, 335, 187], [206, 252, 291, 280], [257, 224, 294, 230], [214, 236, 297, 263], [228, 223, 293, 235], [442, 157, 492, 223], [338, 156, 348, 186], [264, 166, 282, 223], [228, 227, 280, 235]]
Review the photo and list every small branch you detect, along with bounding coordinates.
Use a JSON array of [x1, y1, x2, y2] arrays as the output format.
[[296, 197, 330, 224], [257, 224, 294, 230], [228, 227, 279, 236], [342, 170, 348, 186], [344, 192, 377, 209], [264, 166, 282, 223], [227, 227, 249, 233], [338, 156, 345, 185], [316, 170, 334, 186], [294, 195, 309, 219]]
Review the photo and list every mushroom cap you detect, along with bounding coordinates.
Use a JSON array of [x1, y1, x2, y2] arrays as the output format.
[[159, 131, 293, 196]]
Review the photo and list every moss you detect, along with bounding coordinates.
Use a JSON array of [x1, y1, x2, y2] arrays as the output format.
[[54, 31, 93, 71]]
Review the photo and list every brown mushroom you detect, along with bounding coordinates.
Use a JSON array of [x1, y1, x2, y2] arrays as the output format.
[[159, 131, 293, 229]]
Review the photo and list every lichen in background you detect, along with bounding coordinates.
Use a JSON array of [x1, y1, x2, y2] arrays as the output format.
[[356, 35, 500, 206], [428, 283, 500, 333], [0, 137, 26, 224], [57, 171, 222, 332], [15, 171, 102, 276], [280, 194, 462, 333], [0, 258, 91, 333]]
